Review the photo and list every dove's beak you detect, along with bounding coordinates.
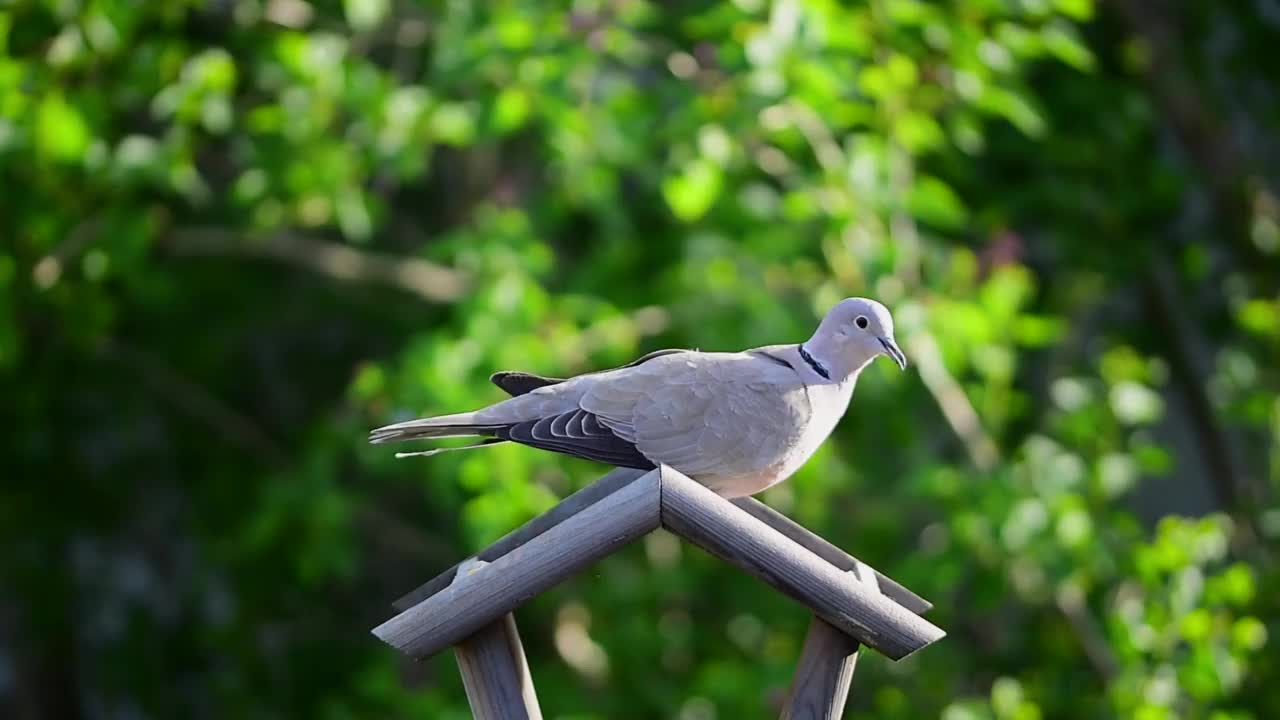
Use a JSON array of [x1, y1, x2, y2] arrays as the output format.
[[878, 337, 908, 370]]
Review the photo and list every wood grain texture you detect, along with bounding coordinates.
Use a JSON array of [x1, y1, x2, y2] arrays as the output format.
[[731, 497, 932, 615], [780, 617, 861, 720], [454, 614, 543, 720], [658, 466, 944, 660], [373, 469, 661, 659], [393, 467, 648, 611]]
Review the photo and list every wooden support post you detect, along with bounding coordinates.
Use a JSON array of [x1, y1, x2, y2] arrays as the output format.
[[658, 466, 944, 660], [781, 569, 879, 719], [781, 619, 861, 720], [373, 469, 661, 659], [455, 613, 543, 720]]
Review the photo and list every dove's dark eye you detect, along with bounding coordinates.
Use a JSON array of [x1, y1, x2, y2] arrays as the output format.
[[855, 315, 869, 329]]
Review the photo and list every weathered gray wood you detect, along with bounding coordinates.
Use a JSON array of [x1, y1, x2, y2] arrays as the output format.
[[393, 467, 648, 611], [374, 469, 661, 659], [781, 567, 879, 720], [731, 497, 932, 615], [455, 613, 543, 720], [658, 466, 944, 660], [780, 617, 861, 720]]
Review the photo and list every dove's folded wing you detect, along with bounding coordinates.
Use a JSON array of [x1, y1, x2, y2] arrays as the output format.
[[455, 376, 649, 468], [580, 352, 808, 477]]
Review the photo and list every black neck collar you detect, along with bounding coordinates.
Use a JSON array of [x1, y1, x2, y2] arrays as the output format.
[[797, 344, 830, 380]]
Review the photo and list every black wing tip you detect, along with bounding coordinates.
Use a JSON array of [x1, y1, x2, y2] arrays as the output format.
[[622, 348, 691, 368], [490, 371, 565, 397]]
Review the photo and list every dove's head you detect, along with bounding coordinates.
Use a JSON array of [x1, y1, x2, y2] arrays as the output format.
[[806, 297, 907, 379]]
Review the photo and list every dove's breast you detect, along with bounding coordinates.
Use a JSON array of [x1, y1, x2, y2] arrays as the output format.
[[694, 377, 855, 497]]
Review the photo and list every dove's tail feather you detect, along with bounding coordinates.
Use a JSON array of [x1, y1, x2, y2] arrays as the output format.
[[368, 411, 504, 444], [394, 439, 507, 459]]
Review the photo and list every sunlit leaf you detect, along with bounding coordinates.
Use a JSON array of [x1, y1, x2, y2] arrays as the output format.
[[36, 94, 90, 161], [662, 159, 724, 222], [344, 0, 390, 32], [908, 175, 968, 229]]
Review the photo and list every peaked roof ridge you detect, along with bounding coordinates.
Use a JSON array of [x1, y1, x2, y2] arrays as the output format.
[[373, 465, 944, 662]]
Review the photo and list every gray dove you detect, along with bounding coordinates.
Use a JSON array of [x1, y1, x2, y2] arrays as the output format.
[[370, 298, 906, 498]]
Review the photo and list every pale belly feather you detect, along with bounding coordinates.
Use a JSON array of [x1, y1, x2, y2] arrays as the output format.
[[689, 378, 854, 498]]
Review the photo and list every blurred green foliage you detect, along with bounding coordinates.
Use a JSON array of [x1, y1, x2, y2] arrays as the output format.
[[2, 0, 1278, 718]]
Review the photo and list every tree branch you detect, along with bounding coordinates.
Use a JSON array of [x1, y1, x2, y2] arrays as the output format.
[[908, 330, 1001, 472], [167, 228, 469, 304], [97, 338, 288, 464], [1104, 0, 1275, 279], [1141, 261, 1252, 513], [1056, 583, 1119, 684]]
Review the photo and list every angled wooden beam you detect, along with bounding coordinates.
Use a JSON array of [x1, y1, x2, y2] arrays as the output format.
[[374, 469, 661, 659], [732, 497, 931, 615], [455, 612, 543, 720], [393, 467, 648, 611], [658, 466, 944, 660]]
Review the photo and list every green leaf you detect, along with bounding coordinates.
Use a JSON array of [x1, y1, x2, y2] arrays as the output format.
[[1055, 507, 1092, 547], [895, 111, 945, 153], [1109, 381, 1164, 425], [344, 0, 390, 32], [908, 175, 968, 229], [1231, 617, 1267, 652], [430, 103, 476, 146], [491, 87, 532, 133], [1237, 298, 1278, 336], [1053, 0, 1094, 21], [981, 266, 1034, 320], [885, 0, 934, 25], [1179, 608, 1213, 643], [192, 48, 237, 92], [1042, 23, 1096, 72], [980, 87, 1047, 137], [991, 676, 1024, 717], [336, 188, 373, 241], [1014, 315, 1065, 346], [36, 94, 90, 162], [662, 159, 724, 222]]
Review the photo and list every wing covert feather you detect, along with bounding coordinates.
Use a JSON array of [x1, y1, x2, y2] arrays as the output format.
[[579, 351, 808, 476]]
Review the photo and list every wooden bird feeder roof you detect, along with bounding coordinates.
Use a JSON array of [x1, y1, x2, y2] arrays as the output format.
[[373, 465, 944, 719]]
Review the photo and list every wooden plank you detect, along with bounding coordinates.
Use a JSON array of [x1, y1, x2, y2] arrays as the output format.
[[373, 469, 661, 659], [455, 613, 543, 720], [780, 618, 861, 720], [658, 466, 944, 660], [393, 467, 647, 611], [731, 497, 932, 615]]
